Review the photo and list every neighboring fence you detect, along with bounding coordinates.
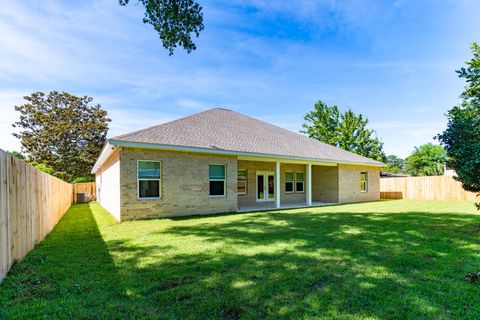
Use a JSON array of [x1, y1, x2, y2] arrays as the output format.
[[380, 175, 479, 201], [73, 182, 96, 202], [0, 149, 74, 282]]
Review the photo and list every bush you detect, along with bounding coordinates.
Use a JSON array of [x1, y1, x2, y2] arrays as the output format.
[[71, 177, 95, 184]]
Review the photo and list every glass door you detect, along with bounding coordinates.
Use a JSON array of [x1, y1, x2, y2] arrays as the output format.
[[256, 172, 275, 202], [257, 174, 264, 201], [267, 174, 275, 200]]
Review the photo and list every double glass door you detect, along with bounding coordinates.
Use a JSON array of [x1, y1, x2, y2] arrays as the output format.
[[256, 171, 275, 202]]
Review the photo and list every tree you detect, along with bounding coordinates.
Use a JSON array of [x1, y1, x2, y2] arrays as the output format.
[[30, 161, 55, 176], [383, 155, 405, 174], [301, 100, 386, 162], [12, 91, 111, 182], [119, 0, 204, 55], [404, 143, 446, 176], [437, 43, 480, 209], [9, 151, 26, 160], [71, 176, 95, 184]]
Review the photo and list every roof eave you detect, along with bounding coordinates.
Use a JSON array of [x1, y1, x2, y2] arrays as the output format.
[[91, 142, 116, 174], [107, 139, 385, 167]]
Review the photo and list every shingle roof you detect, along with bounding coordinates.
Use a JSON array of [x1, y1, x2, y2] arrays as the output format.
[[111, 108, 384, 166]]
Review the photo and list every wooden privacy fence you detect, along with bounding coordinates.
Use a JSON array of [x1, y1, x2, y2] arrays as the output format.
[[73, 182, 96, 202], [0, 150, 97, 282], [380, 176, 479, 201]]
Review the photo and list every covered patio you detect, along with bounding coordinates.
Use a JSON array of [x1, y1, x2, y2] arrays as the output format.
[[237, 157, 340, 212], [238, 201, 336, 212]]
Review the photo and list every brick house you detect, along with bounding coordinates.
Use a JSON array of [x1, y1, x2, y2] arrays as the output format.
[[92, 108, 384, 221]]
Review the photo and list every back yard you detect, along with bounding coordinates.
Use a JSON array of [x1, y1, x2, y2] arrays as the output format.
[[1, 200, 480, 319]]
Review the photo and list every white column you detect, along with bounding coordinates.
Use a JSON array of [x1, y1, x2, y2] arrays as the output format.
[[275, 161, 281, 208], [306, 163, 312, 206]]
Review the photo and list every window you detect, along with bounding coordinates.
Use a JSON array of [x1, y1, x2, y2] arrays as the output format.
[[237, 169, 247, 195], [209, 164, 226, 197], [138, 160, 161, 199], [360, 172, 368, 192], [285, 172, 294, 193], [295, 172, 305, 193]]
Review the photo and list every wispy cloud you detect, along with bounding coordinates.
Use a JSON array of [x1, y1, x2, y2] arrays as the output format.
[[371, 120, 446, 157], [107, 108, 178, 138]]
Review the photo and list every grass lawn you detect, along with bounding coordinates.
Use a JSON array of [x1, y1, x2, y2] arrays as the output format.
[[1, 200, 480, 319]]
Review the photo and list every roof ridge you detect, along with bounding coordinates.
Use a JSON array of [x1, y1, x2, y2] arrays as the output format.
[[112, 108, 224, 140]]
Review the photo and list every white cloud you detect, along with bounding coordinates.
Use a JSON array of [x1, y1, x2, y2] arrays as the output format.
[[0, 90, 30, 152], [175, 98, 209, 110]]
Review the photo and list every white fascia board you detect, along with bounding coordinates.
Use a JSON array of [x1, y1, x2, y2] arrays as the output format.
[[107, 139, 385, 167], [91, 142, 116, 174]]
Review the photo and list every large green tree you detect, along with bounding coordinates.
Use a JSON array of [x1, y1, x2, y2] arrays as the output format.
[[437, 43, 480, 208], [404, 143, 446, 176], [301, 100, 386, 162], [119, 0, 204, 55], [383, 155, 405, 174], [13, 91, 111, 182]]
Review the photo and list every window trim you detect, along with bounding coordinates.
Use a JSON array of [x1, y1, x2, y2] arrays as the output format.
[[237, 169, 247, 195], [360, 172, 368, 193], [209, 163, 226, 198], [295, 172, 305, 193], [137, 160, 161, 200], [285, 171, 295, 194]]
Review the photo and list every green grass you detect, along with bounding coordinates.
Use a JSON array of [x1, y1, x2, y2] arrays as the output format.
[[1, 201, 480, 319]]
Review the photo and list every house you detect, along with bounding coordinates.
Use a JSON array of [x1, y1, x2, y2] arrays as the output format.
[[444, 164, 457, 177], [92, 108, 384, 221]]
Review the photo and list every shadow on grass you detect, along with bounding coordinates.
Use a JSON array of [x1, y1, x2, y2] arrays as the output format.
[[1, 203, 480, 319], [152, 209, 480, 319], [0, 204, 137, 318]]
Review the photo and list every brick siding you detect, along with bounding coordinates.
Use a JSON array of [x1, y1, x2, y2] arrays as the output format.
[[119, 148, 237, 220]]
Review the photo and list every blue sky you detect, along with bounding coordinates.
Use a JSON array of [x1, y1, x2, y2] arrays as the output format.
[[1, 0, 479, 157]]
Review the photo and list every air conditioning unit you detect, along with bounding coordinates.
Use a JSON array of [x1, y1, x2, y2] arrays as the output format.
[[76, 192, 89, 203]]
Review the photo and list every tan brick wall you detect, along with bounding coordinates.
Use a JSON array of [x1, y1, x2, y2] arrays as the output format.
[[119, 148, 237, 220], [237, 161, 306, 208], [237, 160, 274, 207], [281, 164, 306, 204], [312, 165, 339, 203], [338, 164, 380, 203], [105, 147, 380, 220]]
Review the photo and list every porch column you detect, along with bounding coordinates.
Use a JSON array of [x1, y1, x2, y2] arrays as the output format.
[[306, 163, 312, 206], [275, 161, 281, 208]]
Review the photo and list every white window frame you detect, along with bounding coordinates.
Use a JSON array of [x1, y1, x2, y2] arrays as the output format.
[[137, 160, 161, 200], [360, 172, 368, 193], [295, 172, 305, 193], [237, 169, 247, 195], [209, 164, 226, 198], [285, 171, 295, 194]]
